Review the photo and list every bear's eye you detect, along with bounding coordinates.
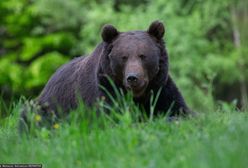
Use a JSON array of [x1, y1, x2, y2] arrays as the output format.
[[139, 54, 146, 60], [122, 56, 128, 61]]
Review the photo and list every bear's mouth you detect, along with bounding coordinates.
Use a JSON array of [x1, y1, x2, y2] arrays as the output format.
[[125, 81, 148, 98]]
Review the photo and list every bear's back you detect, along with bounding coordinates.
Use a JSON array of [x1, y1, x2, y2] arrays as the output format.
[[38, 56, 89, 114]]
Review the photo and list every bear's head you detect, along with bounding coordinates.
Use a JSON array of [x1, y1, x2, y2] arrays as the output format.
[[100, 21, 168, 98]]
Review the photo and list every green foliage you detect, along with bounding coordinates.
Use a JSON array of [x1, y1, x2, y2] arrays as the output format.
[[1, 1, 247, 165], [0, 0, 247, 110]]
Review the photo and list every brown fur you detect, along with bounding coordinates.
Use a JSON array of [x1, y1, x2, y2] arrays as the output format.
[[37, 21, 190, 117]]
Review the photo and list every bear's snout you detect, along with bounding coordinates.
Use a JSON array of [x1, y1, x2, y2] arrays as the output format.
[[126, 73, 139, 86], [123, 60, 148, 97], [124, 71, 148, 97], [125, 72, 145, 88]]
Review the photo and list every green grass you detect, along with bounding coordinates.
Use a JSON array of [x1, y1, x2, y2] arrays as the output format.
[[0, 99, 248, 168]]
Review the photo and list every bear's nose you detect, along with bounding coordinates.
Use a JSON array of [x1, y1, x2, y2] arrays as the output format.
[[127, 74, 138, 84]]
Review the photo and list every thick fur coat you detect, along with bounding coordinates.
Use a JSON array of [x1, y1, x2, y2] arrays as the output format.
[[37, 21, 190, 117]]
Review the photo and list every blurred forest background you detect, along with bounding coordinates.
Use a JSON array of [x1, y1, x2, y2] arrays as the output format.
[[0, 0, 247, 113]]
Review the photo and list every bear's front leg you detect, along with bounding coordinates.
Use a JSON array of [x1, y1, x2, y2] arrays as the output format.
[[155, 76, 191, 117]]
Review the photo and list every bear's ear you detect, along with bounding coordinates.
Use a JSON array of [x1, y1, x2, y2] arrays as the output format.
[[147, 20, 165, 40], [101, 24, 119, 43]]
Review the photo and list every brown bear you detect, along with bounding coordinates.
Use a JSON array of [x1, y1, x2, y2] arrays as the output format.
[[37, 20, 190, 118]]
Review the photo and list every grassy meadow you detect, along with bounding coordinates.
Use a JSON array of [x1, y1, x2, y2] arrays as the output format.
[[0, 99, 247, 168]]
